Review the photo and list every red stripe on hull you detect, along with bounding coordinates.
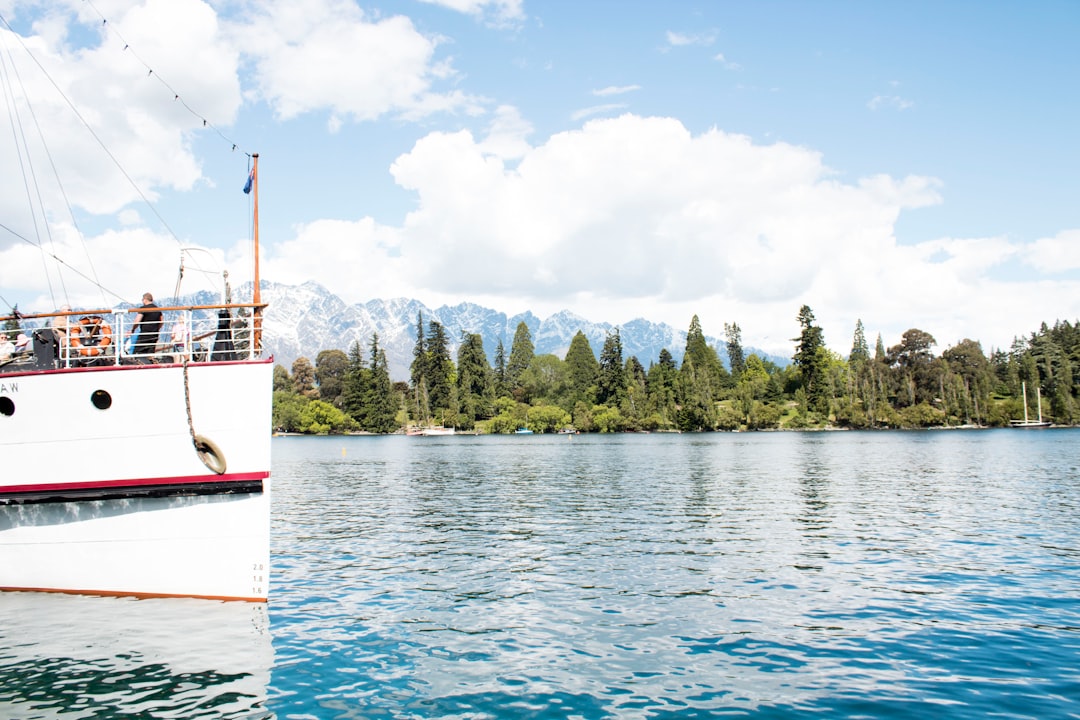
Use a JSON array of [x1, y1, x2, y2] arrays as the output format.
[[0, 586, 267, 603], [0, 471, 269, 496]]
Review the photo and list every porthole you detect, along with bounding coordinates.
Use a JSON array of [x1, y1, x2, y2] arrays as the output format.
[[0, 396, 13, 416], [91, 389, 112, 410]]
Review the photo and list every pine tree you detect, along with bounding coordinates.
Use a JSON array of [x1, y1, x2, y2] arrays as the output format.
[[623, 355, 647, 425], [793, 305, 826, 411], [457, 332, 493, 422], [677, 315, 724, 429], [409, 312, 429, 423], [493, 338, 507, 398], [564, 330, 599, 406], [341, 340, 369, 423], [597, 327, 626, 406], [364, 334, 398, 433], [426, 320, 454, 417], [506, 321, 534, 397], [724, 322, 745, 378], [850, 319, 870, 367], [646, 348, 679, 427]]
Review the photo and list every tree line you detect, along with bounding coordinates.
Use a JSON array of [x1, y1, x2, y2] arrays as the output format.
[[270, 306, 1080, 434]]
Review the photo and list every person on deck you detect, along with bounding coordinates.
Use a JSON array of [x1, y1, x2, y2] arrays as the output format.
[[169, 317, 189, 353], [51, 305, 71, 346], [130, 293, 163, 358]]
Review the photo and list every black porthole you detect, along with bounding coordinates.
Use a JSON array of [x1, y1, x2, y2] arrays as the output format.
[[91, 389, 112, 410], [0, 396, 13, 416]]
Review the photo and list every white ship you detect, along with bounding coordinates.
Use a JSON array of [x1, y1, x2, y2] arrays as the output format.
[[0, 304, 272, 601], [0, 25, 272, 600]]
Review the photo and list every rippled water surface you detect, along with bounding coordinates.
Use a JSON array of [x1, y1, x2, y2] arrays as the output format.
[[3, 430, 1080, 718]]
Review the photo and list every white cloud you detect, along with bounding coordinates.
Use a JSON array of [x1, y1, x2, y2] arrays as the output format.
[[593, 85, 641, 97], [571, 103, 627, 122], [1025, 229, 1080, 273], [257, 217, 408, 306], [416, 0, 525, 27], [370, 114, 960, 347], [714, 53, 741, 71], [229, 0, 484, 123], [665, 30, 716, 48], [0, 221, 223, 310], [868, 94, 914, 111], [0, 0, 238, 226], [319, 112, 1070, 355], [478, 105, 533, 160]]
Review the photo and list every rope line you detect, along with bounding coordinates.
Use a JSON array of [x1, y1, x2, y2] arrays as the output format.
[[81, 0, 248, 158]]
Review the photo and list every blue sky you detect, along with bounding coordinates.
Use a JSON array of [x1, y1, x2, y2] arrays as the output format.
[[1, 0, 1078, 357]]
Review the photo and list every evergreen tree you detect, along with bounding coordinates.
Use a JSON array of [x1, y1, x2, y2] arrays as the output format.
[[506, 321, 535, 398], [564, 330, 599, 406], [426, 320, 455, 418], [409, 312, 430, 423], [364, 335, 399, 433], [597, 328, 627, 406], [793, 305, 827, 411], [850, 319, 870, 367], [678, 315, 723, 429], [340, 340, 369, 423], [645, 348, 679, 427], [457, 332, 493, 423], [410, 311, 427, 391], [623, 355, 647, 426], [886, 328, 941, 407], [942, 338, 992, 425], [493, 338, 508, 398], [724, 322, 745, 378]]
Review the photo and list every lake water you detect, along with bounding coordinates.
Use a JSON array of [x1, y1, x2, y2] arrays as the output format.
[[2, 429, 1080, 718]]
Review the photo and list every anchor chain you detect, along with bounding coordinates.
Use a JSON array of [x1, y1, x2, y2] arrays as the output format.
[[183, 356, 227, 474]]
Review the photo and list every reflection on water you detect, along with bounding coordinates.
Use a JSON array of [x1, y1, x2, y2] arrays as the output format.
[[268, 430, 1080, 719], [0, 593, 272, 719]]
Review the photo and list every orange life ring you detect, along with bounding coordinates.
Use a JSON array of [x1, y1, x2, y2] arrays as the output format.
[[69, 316, 113, 357]]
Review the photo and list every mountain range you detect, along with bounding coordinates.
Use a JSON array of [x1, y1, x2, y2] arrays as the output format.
[[185, 281, 788, 381]]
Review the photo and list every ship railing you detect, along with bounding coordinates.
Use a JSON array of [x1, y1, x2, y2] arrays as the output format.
[[0, 304, 265, 370]]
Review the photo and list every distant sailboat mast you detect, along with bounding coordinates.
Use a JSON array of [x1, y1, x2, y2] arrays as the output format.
[[1023, 381, 1030, 424], [1014, 381, 1049, 427]]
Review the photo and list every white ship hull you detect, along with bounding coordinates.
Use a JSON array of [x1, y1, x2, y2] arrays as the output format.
[[0, 358, 272, 601]]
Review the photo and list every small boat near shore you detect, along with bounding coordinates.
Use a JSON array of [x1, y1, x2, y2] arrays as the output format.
[[1010, 381, 1051, 429], [407, 426, 457, 436]]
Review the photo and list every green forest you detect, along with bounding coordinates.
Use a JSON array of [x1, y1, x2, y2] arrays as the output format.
[[271, 305, 1080, 434]]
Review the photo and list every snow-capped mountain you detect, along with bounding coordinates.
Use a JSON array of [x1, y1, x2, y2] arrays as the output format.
[[186, 281, 787, 381]]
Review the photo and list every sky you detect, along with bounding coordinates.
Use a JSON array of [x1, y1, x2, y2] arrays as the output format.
[[0, 0, 1078, 358]]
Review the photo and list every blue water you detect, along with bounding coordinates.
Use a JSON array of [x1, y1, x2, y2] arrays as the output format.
[[3, 430, 1080, 718]]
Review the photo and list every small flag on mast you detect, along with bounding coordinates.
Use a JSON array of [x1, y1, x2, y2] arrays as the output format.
[[243, 167, 254, 194]]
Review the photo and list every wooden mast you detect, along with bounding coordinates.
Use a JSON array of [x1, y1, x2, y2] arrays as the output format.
[[251, 153, 261, 352]]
